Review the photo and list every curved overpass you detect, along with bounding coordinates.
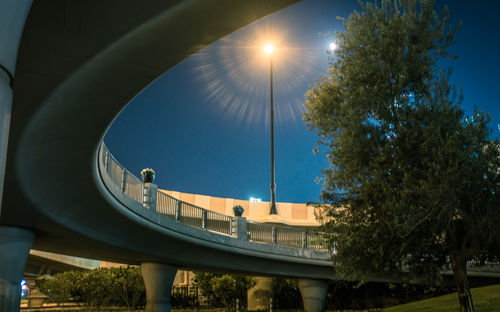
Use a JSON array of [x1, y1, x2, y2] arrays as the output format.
[[2, 3, 500, 311], [96, 143, 332, 274], [0, 1, 339, 308]]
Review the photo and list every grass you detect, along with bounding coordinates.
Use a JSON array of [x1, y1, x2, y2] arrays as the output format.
[[382, 284, 500, 312], [21, 285, 500, 312]]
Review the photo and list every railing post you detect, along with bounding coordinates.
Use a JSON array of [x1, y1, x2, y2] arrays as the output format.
[[272, 225, 277, 245], [176, 201, 182, 221], [202, 210, 207, 230], [120, 170, 127, 193], [234, 217, 248, 240], [142, 182, 158, 212], [302, 231, 308, 249]]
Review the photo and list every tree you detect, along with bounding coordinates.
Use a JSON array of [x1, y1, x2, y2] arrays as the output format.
[[37, 267, 146, 309], [37, 270, 83, 305], [111, 267, 145, 310], [303, 1, 500, 311], [194, 272, 255, 311]]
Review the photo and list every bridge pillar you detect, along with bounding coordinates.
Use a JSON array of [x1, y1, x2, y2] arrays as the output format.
[[247, 276, 273, 311], [0, 0, 33, 214], [141, 263, 177, 312], [297, 278, 328, 312], [0, 226, 35, 312]]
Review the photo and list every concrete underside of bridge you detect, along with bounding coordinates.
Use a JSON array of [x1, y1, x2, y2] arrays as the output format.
[[0, 0, 339, 304], [0, 1, 339, 310]]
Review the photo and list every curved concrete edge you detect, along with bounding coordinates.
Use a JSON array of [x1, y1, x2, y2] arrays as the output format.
[[12, 0, 301, 242], [0, 0, 32, 75], [95, 144, 333, 266], [29, 250, 100, 271], [3, 0, 340, 280]]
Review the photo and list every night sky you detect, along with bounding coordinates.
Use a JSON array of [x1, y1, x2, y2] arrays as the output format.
[[104, 0, 500, 204]]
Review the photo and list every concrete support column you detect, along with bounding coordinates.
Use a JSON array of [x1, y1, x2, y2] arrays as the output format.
[[0, 0, 33, 213], [247, 276, 273, 311], [0, 226, 35, 312], [0, 71, 12, 208], [141, 263, 177, 312], [297, 279, 328, 312]]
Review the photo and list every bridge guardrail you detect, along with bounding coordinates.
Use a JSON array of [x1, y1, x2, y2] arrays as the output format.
[[99, 143, 331, 254]]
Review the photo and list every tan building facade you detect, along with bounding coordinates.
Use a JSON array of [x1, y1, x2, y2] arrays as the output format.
[[160, 189, 321, 227]]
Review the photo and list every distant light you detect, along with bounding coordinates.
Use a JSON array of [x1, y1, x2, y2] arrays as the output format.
[[21, 280, 29, 297], [329, 42, 337, 51], [249, 197, 262, 202], [264, 44, 274, 54]]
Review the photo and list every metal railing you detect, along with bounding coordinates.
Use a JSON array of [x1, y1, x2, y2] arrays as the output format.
[[247, 221, 274, 244], [155, 192, 232, 235], [99, 143, 331, 254], [102, 146, 144, 203], [276, 226, 304, 249], [306, 232, 331, 253], [156, 191, 177, 218], [206, 210, 232, 235]]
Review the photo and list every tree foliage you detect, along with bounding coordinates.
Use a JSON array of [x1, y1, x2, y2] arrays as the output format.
[[37, 267, 145, 309], [272, 277, 302, 309], [303, 0, 500, 311], [37, 270, 82, 304], [193, 272, 255, 311]]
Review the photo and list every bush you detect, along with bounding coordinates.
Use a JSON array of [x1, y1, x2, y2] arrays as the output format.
[[79, 268, 117, 307], [37, 270, 83, 304], [273, 277, 302, 309], [171, 287, 198, 308], [194, 272, 255, 311], [37, 267, 145, 309], [110, 267, 145, 309]]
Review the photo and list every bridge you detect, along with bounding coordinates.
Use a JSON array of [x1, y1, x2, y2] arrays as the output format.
[[0, 1, 340, 311], [2, 2, 499, 312]]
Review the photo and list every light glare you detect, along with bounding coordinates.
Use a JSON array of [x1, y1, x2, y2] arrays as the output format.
[[329, 42, 337, 50], [264, 44, 274, 54]]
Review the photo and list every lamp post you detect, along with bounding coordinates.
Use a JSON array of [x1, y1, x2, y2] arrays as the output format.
[[264, 43, 278, 215]]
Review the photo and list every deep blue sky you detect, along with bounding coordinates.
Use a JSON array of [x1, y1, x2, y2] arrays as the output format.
[[105, 0, 500, 204]]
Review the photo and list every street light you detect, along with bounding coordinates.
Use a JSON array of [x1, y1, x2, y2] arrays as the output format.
[[264, 43, 278, 215]]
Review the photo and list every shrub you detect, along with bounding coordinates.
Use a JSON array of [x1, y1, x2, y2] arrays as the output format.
[[37, 267, 146, 309], [273, 277, 302, 309], [37, 270, 83, 304], [194, 272, 255, 311]]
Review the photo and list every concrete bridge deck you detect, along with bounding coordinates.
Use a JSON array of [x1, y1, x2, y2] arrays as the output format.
[[0, 1, 340, 311], [1, 0, 336, 278]]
